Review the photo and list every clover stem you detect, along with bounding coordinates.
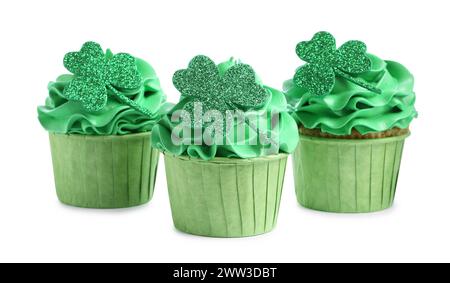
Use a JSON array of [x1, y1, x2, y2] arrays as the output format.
[[335, 69, 382, 94], [107, 85, 154, 118], [234, 109, 280, 153]]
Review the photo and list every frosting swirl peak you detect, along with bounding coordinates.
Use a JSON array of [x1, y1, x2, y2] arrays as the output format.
[[152, 57, 299, 160], [284, 54, 417, 135], [38, 57, 171, 135]]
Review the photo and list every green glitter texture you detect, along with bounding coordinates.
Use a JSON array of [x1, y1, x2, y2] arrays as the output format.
[[62, 41, 152, 116], [173, 55, 269, 116], [294, 31, 381, 96]]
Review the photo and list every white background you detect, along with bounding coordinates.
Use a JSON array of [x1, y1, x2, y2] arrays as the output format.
[[0, 0, 447, 263]]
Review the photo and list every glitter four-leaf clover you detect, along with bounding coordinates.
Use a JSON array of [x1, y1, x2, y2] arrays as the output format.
[[173, 55, 270, 117], [294, 31, 381, 96], [62, 41, 152, 116]]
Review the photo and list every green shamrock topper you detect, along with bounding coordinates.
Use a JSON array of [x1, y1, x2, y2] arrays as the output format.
[[294, 31, 381, 96], [63, 41, 152, 116], [173, 55, 269, 116], [173, 55, 276, 147]]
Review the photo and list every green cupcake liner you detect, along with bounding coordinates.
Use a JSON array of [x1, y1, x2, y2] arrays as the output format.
[[49, 132, 159, 209], [164, 154, 288, 238], [293, 134, 409, 213]]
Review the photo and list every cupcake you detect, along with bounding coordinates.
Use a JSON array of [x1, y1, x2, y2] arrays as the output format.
[[38, 42, 171, 208], [152, 55, 299, 237], [284, 32, 417, 213]]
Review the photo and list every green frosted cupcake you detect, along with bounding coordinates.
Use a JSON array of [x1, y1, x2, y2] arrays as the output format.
[[284, 32, 418, 213], [38, 42, 171, 208], [152, 56, 299, 237]]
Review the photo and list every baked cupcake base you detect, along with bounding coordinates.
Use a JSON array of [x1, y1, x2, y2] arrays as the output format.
[[293, 130, 409, 213], [164, 154, 288, 237], [49, 132, 159, 209]]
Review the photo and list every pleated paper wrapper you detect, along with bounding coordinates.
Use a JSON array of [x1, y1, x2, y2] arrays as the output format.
[[49, 132, 159, 209], [164, 154, 288, 238], [293, 134, 408, 213]]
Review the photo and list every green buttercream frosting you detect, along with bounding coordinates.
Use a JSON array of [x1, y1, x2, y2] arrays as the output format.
[[38, 57, 171, 135], [152, 58, 299, 160], [284, 54, 417, 135]]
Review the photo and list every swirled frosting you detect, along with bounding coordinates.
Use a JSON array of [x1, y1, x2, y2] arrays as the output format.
[[152, 59, 299, 160], [284, 54, 417, 135], [38, 58, 171, 135]]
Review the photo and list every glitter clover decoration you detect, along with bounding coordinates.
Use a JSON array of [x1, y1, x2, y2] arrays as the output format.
[[62, 41, 152, 116], [173, 55, 278, 149], [293, 31, 381, 96], [173, 55, 270, 116]]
